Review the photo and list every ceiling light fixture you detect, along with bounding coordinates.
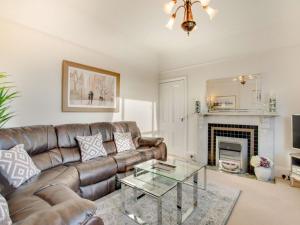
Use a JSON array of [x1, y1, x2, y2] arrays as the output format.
[[233, 75, 256, 86], [164, 0, 218, 36]]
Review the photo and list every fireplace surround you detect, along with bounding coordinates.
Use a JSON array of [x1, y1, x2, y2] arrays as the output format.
[[208, 123, 258, 174]]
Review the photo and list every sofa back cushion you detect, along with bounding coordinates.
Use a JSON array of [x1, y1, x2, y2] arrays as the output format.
[[113, 121, 141, 148], [0, 125, 61, 171], [90, 122, 117, 155], [55, 124, 91, 164], [0, 125, 57, 155], [0, 125, 59, 196]]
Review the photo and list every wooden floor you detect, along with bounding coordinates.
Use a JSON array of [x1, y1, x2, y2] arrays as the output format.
[[208, 170, 300, 225]]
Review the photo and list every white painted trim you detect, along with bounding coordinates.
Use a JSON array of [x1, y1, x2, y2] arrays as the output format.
[[159, 76, 189, 156], [159, 76, 186, 84], [159, 44, 300, 74]]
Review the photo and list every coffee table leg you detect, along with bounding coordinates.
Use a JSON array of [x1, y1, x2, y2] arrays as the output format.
[[193, 172, 198, 207], [204, 165, 207, 190], [157, 198, 162, 225], [177, 182, 182, 225], [121, 183, 126, 213]]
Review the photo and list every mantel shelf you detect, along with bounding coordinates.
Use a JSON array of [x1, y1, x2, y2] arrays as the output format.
[[203, 112, 279, 117]]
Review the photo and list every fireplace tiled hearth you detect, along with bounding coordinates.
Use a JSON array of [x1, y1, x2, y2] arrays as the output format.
[[208, 123, 258, 174]]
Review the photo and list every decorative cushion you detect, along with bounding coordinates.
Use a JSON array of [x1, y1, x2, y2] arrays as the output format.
[[0, 194, 12, 225], [0, 144, 41, 188], [76, 133, 107, 162], [114, 132, 136, 152]]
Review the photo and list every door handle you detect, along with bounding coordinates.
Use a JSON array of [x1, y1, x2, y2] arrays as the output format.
[[181, 117, 184, 122]]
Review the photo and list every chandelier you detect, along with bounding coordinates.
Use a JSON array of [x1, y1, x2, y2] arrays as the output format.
[[233, 75, 256, 85], [164, 0, 218, 35]]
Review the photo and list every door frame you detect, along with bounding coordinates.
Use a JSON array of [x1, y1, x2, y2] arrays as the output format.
[[159, 76, 188, 158]]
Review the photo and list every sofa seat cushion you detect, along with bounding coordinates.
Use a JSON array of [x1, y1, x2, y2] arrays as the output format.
[[6, 166, 79, 201], [8, 184, 96, 225], [112, 150, 143, 173], [75, 157, 117, 186]]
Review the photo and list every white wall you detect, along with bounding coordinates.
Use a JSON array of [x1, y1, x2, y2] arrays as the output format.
[[160, 45, 300, 176], [0, 19, 159, 135]]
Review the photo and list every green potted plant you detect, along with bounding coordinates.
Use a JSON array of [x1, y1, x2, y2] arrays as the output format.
[[0, 72, 18, 127]]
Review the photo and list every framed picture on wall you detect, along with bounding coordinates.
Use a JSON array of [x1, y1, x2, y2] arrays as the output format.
[[213, 95, 236, 110], [62, 60, 120, 112]]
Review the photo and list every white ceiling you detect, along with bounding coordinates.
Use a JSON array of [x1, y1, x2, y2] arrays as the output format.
[[1, 0, 300, 72]]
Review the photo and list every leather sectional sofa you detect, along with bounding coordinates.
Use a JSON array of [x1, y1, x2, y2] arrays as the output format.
[[0, 121, 167, 225]]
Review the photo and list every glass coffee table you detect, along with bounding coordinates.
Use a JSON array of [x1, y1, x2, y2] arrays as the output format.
[[120, 159, 207, 225]]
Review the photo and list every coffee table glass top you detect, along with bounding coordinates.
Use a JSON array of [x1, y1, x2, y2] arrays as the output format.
[[134, 159, 205, 182], [121, 173, 177, 197]]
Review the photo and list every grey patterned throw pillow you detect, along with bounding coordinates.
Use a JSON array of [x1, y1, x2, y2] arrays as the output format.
[[114, 132, 136, 152], [0, 194, 12, 225], [0, 144, 41, 188], [76, 133, 107, 162]]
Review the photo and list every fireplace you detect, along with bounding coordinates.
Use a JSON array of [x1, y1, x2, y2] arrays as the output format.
[[208, 123, 258, 174], [216, 136, 248, 173]]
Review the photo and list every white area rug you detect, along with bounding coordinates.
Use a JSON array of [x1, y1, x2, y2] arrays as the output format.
[[95, 182, 240, 225]]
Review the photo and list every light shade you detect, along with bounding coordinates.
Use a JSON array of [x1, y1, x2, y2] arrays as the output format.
[[204, 6, 218, 20], [164, 0, 176, 15], [200, 0, 211, 7], [166, 14, 176, 30]]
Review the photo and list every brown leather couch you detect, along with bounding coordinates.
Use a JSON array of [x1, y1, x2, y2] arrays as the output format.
[[0, 121, 167, 225]]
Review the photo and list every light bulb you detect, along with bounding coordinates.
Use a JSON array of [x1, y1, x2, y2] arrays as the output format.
[[166, 14, 176, 30], [200, 0, 211, 7], [204, 6, 218, 20], [164, 0, 176, 15]]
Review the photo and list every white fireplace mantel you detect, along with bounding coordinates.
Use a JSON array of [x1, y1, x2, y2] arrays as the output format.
[[198, 113, 277, 167], [203, 112, 279, 117]]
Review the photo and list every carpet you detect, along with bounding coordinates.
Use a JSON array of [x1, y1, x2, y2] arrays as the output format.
[[95, 182, 240, 225]]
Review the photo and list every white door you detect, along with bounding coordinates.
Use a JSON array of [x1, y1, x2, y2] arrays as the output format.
[[159, 79, 187, 157]]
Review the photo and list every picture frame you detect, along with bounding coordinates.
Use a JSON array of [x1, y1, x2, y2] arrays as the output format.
[[213, 95, 236, 110], [62, 60, 120, 112]]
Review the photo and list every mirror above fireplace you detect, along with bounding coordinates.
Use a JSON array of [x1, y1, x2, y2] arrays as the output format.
[[206, 74, 262, 112]]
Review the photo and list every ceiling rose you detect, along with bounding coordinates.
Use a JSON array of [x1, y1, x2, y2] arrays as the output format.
[[164, 0, 218, 36]]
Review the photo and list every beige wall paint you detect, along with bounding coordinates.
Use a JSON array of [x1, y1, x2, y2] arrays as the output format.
[[0, 19, 159, 135], [160, 45, 300, 176]]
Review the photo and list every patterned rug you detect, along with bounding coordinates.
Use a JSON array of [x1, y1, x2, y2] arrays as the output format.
[[95, 181, 240, 225]]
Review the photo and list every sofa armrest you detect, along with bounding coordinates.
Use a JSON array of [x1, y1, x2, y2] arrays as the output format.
[[16, 184, 101, 225], [15, 198, 98, 225], [138, 137, 164, 147]]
